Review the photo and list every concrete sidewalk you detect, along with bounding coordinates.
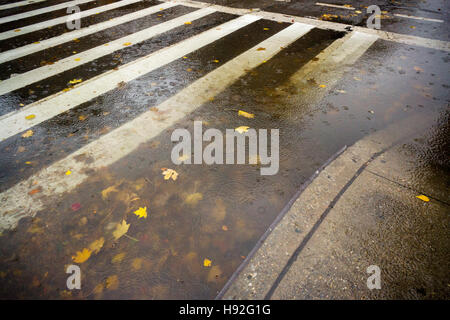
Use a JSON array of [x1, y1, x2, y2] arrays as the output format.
[[220, 113, 450, 299]]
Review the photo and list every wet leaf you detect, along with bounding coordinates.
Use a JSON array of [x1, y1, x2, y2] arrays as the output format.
[[71, 203, 81, 211], [222, 225, 228, 231], [263, 28, 269, 30], [113, 220, 130, 240], [72, 248, 92, 263], [133, 206, 147, 219], [22, 130, 34, 138], [203, 258, 212, 267], [105, 275, 119, 290], [25, 114, 35, 120], [238, 110, 254, 118], [185, 193, 203, 206], [112, 252, 126, 264], [14, 29, 21, 32], [89, 237, 105, 254], [257, 47, 266, 51], [161, 168, 178, 181], [122, 42, 132, 46], [213, 59, 219, 63], [28, 188, 41, 195], [65, 170, 72, 175], [74, 58, 81, 61], [319, 84, 326, 88], [416, 195, 430, 202], [101, 185, 118, 200], [184, 21, 192, 25], [235, 126, 250, 134], [69, 79, 82, 84], [132, 258, 143, 270]]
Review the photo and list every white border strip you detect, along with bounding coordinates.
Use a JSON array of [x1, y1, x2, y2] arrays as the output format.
[[394, 13, 444, 23], [0, 14, 261, 141], [0, 7, 216, 95], [0, 0, 96, 24], [0, 22, 314, 232], [315, 2, 355, 10], [0, 0, 47, 11], [0, 0, 142, 40], [0, 2, 177, 64], [159, 0, 450, 52]]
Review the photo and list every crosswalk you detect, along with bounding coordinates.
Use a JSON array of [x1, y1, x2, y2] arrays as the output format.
[[0, 0, 384, 231], [1, 0, 448, 300]]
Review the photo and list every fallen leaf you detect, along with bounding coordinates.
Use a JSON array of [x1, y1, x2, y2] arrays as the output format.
[[203, 258, 212, 267], [416, 195, 430, 202], [222, 225, 228, 231], [238, 110, 254, 118], [132, 258, 143, 270], [74, 58, 81, 61], [235, 126, 250, 134], [14, 29, 21, 32], [71, 203, 81, 211], [101, 185, 118, 200], [122, 42, 132, 46], [113, 220, 130, 240], [25, 114, 35, 120], [72, 248, 92, 263], [186, 68, 192, 72], [89, 237, 105, 254], [105, 275, 119, 290], [184, 21, 192, 25], [263, 28, 269, 30], [185, 193, 203, 206], [112, 252, 126, 264], [69, 79, 82, 84], [319, 84, 327, 88], [410, 26, 416, 29], [161, 168, 178, 181], [213, 59, 219, 63], [28, 188, 41, 195], [133, 206, 147, 219], [65, 170, 72, 175], [414, 66, 424, 72], [22, 130, 34, 138], [257, 47, 266, 51]]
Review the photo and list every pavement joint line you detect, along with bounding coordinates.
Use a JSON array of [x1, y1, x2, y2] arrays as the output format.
[[0, 19, 316, 232], [315, 2, 355, 10], [161, 0, 450, 51], [0, 2, 178, 64], [0, 0, 97, 24], [264, 147, 388, 299], [216, 144, 348, 300], [0, 7, 217, 95], [0, 0, 48, 11], [365, 169, 450, 206], [393, 13, 444, 23], [0, 0, 143, 41]]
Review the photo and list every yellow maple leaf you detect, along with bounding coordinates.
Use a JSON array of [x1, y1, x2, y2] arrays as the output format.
[[65, 170, 71, 175], [74, 58, 81, 61], [72, 248, 92, 263], [89, 237, 104, 254], [22, 130, 34, 138], [184, 21, 192, 25], [416, 195, 430, 202], [203, 258, 212, 267], [112, 252, 126, 264], [133, 206, 147, 219], [69, 79, 82, 84], [161, 168, 178, 181], [122, 42, 132, 46], [113, 220, 130, 240], [25, 114, 35, 120], [238, 110, 254, 118], [235, 126, 250, 134], [319, 84, 326, 88]]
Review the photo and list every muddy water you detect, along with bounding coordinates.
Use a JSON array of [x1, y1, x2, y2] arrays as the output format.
[[0, 28, 449, 298]]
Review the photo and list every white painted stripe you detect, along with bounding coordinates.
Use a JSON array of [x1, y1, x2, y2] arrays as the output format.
[[0, 2, 177, 64], [0, 8, 216, 95], [0, 0, 96, 24], [0, 0, 47, 11], [0, 0, 142, 40], [0, 14, 261, 141], [0, 22, 313, 232], [315, 2, 355, 10], [394, 13, 444, 23], [160, 0, 450, 51]]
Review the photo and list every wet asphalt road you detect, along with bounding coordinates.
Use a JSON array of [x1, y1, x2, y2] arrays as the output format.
[[0, 0, 448, 299]]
